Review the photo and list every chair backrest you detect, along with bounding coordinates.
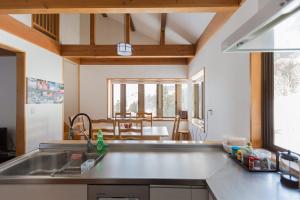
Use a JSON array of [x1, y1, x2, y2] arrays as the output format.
[[172, 115, 181, 140], [115, 112, 132, 120], [136, 112, 153, 127], [118, 119, 143, 136], [91, 119, 116, 139]]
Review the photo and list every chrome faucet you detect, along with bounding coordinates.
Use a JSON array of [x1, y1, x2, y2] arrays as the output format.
[[68, 113, 95, 153]]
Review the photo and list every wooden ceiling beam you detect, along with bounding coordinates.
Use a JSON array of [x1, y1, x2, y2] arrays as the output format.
[[0, 0, 241, 14], [160, 13, 167, 45], [61, 45, 195, 58], [190, 8, 238, 63], [80, 58, 188, 65]]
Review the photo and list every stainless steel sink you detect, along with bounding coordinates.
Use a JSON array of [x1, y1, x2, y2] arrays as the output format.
[[0, 151, 104, 177]]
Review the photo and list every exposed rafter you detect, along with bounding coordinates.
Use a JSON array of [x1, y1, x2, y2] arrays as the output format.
[[0, 0, 241, 14], [61, 45, 195, 58], [190, 8, 239, 63], [129, 14, 136, 32], [160, 13, 167, 45], [80, 58, 188, 65], [124, 14, 130, 43]]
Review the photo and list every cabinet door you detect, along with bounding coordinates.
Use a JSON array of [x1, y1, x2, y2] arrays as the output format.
[[150, 186, 191, 200], [192, 189, 209, 200], [0, 184, 87, 200]]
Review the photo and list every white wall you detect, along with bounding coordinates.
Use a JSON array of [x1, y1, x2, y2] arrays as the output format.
[[188, 0, 260, 141], [63, 59, 79, 122], [60, 14, 81, 44], [0, 30, 63, 152], [9, 14, 32, 27], [0, 56, 16, 149]]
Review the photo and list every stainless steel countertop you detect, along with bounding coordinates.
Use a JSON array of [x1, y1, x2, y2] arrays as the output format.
[[0, 142, 299, 200]]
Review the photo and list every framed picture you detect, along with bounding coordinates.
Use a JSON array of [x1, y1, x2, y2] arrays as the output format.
[[26, 77, 64, 104]]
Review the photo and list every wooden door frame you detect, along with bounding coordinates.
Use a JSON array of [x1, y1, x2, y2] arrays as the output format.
[[0, 43, 26, 155]]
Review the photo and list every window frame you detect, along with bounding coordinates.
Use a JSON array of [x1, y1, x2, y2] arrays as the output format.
[[262, 52, 300, 154], [192, 69, 205, 121], [109, 79, 186, 119]]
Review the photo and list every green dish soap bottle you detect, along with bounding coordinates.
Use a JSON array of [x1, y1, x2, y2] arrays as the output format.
[[96, 130, 107, 155]]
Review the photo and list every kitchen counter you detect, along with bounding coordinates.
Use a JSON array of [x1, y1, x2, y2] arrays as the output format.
[[0, 141, 299, 200]]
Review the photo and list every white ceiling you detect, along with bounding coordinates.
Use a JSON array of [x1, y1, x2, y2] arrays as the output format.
[[106, 13, 215, 45]]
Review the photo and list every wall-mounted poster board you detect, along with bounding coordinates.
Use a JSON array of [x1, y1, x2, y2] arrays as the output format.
[[26, 77, 64, 104]]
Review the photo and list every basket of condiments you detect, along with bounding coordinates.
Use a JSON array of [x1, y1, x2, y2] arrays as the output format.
[[223, 138, 277, 172]]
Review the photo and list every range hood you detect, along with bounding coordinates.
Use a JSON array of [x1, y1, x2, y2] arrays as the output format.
[[222, 0, 300, 52]]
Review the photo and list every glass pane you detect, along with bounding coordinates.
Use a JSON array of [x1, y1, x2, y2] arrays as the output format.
[[145, 84, 157, 116], [126, 84, 138, 113], [198, 82, 203, 119], [181, 84, 188, 111], [163, 84, 176, 117], [113, 84, 120, 116], [274, 52, 300, 154]]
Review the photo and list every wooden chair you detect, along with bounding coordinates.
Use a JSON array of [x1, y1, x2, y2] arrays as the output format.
[[172, 115, 192, 141], [114, 112, 132, 120], [171, 115, 181, 140], [118, 119, 143, 140], [136, 112, 153, 127], [91, 119, 116, 140]]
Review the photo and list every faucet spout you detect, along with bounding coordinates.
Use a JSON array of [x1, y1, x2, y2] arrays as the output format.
[[68, 113, 94, 152]]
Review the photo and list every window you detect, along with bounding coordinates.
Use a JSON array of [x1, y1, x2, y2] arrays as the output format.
[[162, 84, 176, 117], [113, 84, 121, 116], [126, 84, 138, 113], [263, 52, 300, 154], [273, 52, 300, 154], [109, 80, 187, 118], [181, 84, 188, 111], [192, 69, 205, 120], [144, 84, 157, 116]]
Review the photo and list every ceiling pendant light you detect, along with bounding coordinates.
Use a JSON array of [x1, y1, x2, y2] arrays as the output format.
[[117, 14, 132, 56], [117, 42, 132, 56]]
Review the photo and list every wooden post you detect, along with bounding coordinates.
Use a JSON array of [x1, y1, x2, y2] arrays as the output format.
[[125, 14, 130, 43], [90, 14, 95, 45]]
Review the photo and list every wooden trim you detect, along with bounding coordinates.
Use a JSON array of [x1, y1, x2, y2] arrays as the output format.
[[78, 65, 80, 113], [191, 9, 237, 63], [16, 52, 26, 155], [0, 0, 241, 14], [90, 14, 95, 46], [175, 84, 181, 114], [250, 53, 263, 148], [61, 45, 195, 58], [79, 58, 188, 65], [0, 15, 60, 55], [64, 57, 80, 65], [160, 13, 167, 45], [138, 84, 145, 113], [120, 84, 126, 114], [0, 48, 16, 56], [125, 14, 130, 43]]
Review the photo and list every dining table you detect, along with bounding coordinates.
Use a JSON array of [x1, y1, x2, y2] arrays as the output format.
[[93, 125, 169, 141]]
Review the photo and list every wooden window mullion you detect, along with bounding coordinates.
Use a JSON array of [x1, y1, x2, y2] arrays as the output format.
[[120, 84, 126, 113], [138, 84, 145, 113]]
